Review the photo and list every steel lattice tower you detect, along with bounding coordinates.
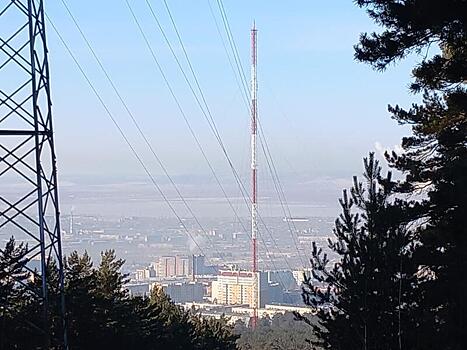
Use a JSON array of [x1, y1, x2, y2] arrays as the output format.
[[250, 23, 259, 329], [0, 0, 66, 348]]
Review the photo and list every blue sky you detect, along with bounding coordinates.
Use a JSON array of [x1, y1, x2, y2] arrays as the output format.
[[42, 0, 419, 181]]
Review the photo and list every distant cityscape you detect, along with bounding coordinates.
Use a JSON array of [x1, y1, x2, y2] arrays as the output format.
[[0, 213, 335, 324], [68, 214, 335, 323]]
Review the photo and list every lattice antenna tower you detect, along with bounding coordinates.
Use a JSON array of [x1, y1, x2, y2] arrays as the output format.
[[0, 0, 66, 347], [250, 22, 259, 329]]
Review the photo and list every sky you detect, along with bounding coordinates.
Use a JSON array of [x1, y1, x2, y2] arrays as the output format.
[[0, 0, 430, 218], [34, 0, 422, 185]]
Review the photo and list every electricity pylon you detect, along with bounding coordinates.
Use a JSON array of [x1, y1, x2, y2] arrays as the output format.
[[0, 0, 66, 347]]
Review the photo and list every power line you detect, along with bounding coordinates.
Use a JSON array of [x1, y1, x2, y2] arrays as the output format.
[[206, 3, 292, 270], [207, 0, 250, 110], [156, 0, 296, 273], [46, 13, 210, 259], [144, 0, 255, 238], [121, 0, 291, 289], [258, 124, 308, 267], [142, 0, 248, 234], [57, 0, 224, 260], [126, 1, 293, 283], [52, 1, 295, 288], [263, 81, 320, 265], [211, 0, 307, 268], [215, 0, 250, 102], [125, 1, 289, 282], [60, 0, 295, 282]]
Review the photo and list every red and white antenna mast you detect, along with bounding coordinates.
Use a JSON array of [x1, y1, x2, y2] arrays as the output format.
[[250, 22, 259, 328]]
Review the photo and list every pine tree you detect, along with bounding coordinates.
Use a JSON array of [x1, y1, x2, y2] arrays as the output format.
[[93, 250, 133, 349], [355, 2, 467, 348], [64, 251, 100, 349], [95, 249, 127, 299], [191, 314, 238, 350], [148, 286, 195, 349], [0, 238, 28, 349], [236, 312, 318, 350], [301, 154, 420, 350], [1, 244, 239, 349]]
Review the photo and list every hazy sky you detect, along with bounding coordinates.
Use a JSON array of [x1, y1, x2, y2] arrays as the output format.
[[43, 0, 419, 182]]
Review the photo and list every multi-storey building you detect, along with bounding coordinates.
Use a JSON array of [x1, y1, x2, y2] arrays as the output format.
[[192, 254, 205, 276], [161, 282, 204, 303], [157, 255, 192, 278], [211, 268, 268, 307], [158, 256, 176, 278], [135, 267, 156, 281], [175, 255, 190, 277]]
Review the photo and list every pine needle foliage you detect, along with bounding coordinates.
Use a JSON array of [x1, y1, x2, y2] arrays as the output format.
[[0, 244, 238, 350], [354, 1, 467, 348], [300, 154, 420, 350]]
